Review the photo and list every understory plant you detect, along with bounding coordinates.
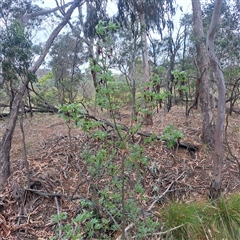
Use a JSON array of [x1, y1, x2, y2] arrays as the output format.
[[161, 194, 240, 240], [55, 21, 160, 239], [54, 21, 240, 240], [161, 124, 184, 148]]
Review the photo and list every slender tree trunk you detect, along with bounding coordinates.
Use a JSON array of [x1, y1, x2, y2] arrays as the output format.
[[130, 33, 139, 117], [139, 11, 153, 125], [191, 0, 215, 148], [88, 38, 98, 90], [207, 0, 225, 199], [166, 56, 175, 112], [139, 12, 150, 84], [130, 54, 136, 116], [0, 0, 82, 190]]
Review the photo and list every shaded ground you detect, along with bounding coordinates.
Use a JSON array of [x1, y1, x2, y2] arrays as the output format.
[[0, 106, 239, 239]]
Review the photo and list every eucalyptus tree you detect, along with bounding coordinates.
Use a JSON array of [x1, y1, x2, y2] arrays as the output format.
[[191, 0, 215, 148], [164, 26, 184, 112], [116, 0, 176, 124], [49, 33, 86, 104], [111, 20, 142, 115], [207, 0, 225, 199], [0, 0, 42, 110], [117, 0, 176, 84], [0, 21, 34, 111], [82, 0, 109, 90], [202, 0, 240, 113], [0, 0, 84, 189], [192, 0, 227, 199]]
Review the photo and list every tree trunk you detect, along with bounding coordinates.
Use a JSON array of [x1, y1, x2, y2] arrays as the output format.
[[0, 0, 82, 190], [207, 0, 225, 200], [130, 51, 136, 116], [88, 38, 98, 90], [165, 56, 175, 112], [139, 12, 150, 84], [139, 11, 153, 125], [191, 0, 215, 148]]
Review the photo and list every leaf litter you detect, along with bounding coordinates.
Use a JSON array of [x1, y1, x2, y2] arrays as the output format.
[[0, 106, 239, 239]]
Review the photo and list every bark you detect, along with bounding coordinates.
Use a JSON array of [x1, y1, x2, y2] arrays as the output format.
[[21, 1, 73, 25], [191, 0, 215, 148], [130, 63, 137, 116], [207, 0, 225, 199], [139, 11, 153, 125], [0, 0, 83, 190], [130, 44, 137, 116], [164, 27, 181, 112], [139, 11, 150, 83], [88, 39, 98, 90]]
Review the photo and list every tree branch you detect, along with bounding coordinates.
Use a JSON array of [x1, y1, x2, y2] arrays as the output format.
[[21, 1, 73, 25], [30, 0, 83, 73]]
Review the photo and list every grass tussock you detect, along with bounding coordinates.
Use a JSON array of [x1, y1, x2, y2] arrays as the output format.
[[160, 194, 240, 240]]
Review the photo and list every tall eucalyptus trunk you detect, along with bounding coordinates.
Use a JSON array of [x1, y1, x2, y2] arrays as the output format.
[[191, 0, 215, 148], [139, 11, 153, 125], [207, 0, 225, 199], [139, 11, 150, 84]]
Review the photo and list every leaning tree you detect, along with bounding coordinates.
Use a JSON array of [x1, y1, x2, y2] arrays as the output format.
[[0, 0, 84, 190], [207, 0, 226, 199]]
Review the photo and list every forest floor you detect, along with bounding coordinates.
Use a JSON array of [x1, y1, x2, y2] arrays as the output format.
[[0, 105, 240, 239]]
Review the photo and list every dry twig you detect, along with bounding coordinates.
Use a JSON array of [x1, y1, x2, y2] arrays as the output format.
[[147, 171, 185, 212]]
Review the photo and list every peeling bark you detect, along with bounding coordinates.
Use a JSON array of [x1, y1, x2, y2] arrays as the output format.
[[191, 0, 215, 148], [207, 0, 225, 199]]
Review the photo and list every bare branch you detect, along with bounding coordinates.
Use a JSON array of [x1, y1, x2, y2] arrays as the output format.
[[21, 1, 73, 26], [30, 0, 83, 73], [146, 171, 185, 212]]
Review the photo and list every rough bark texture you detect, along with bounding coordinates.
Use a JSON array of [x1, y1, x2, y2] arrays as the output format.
[[191, 0, 215, 148], [207, 0, 225, 200], [0, 0, 82, 190]]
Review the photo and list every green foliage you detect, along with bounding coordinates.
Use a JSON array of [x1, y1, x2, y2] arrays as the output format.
[[52, 194, 240, 239], [0, 20, 36, 83], [172, 70, 189, 94], [57, 21, 161, 239], [49, 33, 85, 104], [59, 103, 86, 123], [152, 66, 164, 86], [59, 103, 100, 132], [161, 125, 184, 148], [95, 20, 118, 35], [162, 202, 203, 239], [31, 72, 59, 106], [38, 72, 53, 85], [52, 212, 68, 223], [154, 90, 171, 102], [161, 194, 240, 240]]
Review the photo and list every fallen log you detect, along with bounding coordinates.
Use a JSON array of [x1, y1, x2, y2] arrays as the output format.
[[81, 113, 199, 153]]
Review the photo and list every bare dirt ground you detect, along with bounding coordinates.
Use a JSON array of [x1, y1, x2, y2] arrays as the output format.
[[0, 106, 240, 239]]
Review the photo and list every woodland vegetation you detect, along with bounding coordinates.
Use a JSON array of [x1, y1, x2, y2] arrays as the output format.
[[0, 0, 240, 239]]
